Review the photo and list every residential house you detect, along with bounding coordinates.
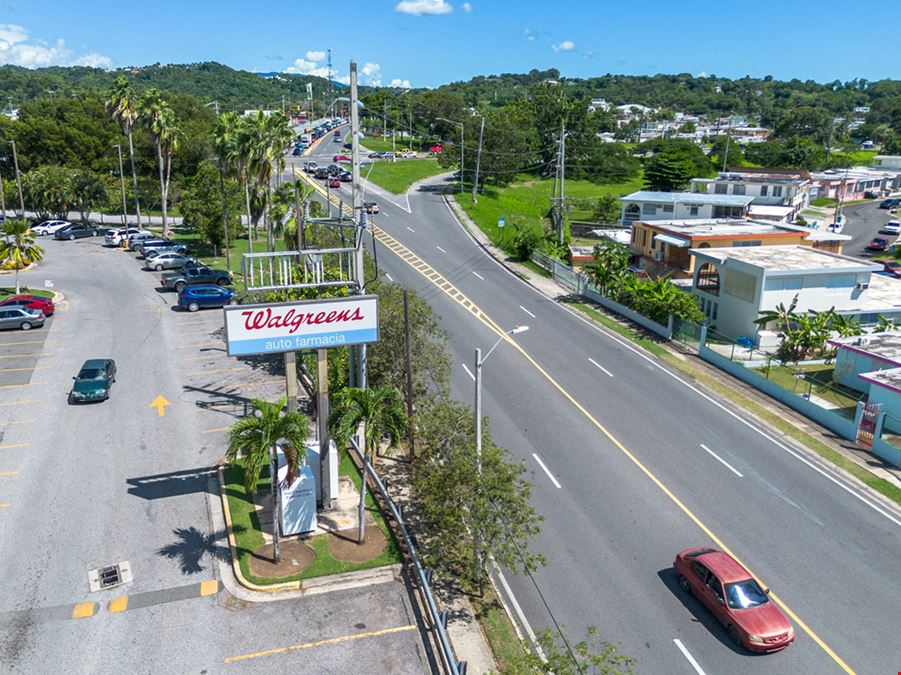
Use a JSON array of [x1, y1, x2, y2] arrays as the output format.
[[827, 331, 901, 433], [731, 127, 769, 144], [630, 218, 848, 279], [620, 191, 752, 225], [616, 103, 655, 120], [688, 245, 901, 342], [690, 169, 811, 223], [588, 98, 610, 113], [808, 167, 900, 201], [873, 155, 901, 171]]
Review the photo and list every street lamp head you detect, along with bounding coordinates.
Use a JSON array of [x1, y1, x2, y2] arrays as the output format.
[[510, 325, 529, 335]]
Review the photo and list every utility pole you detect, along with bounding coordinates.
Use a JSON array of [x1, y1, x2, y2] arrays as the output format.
[[403, 290, 414, 460], [722, 117, 733, 172], [0, 172, 6, 222], [559, 121, 566, 244], [383, 98, 388, 139], [9, 140, 24, 218], [327, 48, 333, 118], [472, 115, 485, 203], [350, 61, 366, 391], [113, 143, 128, 226]]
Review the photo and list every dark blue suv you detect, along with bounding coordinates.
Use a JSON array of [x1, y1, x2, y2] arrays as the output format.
[[177, 285, 237, 312]]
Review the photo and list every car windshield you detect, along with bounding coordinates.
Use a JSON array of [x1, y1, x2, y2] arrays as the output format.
[[73, 380, 105, 392], [725, 579, 769, 609], [77, 368, 104, 380]]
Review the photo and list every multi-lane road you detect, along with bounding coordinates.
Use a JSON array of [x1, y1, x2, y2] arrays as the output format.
[[300, 138, 901, 673]]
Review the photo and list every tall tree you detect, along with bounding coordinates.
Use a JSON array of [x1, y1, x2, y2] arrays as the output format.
[[226, 397, 309, 564], [139, 88, 179, 238], [106, 76, 143, 226], [0, 219, 44, 294], [329, 386, 407, 544], [70, 170, 108, 224], [213, 111, 254, 248]]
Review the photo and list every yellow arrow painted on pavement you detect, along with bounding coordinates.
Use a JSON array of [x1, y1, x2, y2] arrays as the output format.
[[150, 395, 171, 417]]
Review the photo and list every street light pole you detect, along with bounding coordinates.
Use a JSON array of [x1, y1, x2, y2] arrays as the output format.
[[113, 143, 128, 226], [436, 117, 464, 194], [472, 114, 485, 204], [9, 140, 25, 218]]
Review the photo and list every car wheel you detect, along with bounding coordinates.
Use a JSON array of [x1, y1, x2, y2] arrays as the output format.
[[92, 231, 98, 236], [228, 298, 239, 306], [217, 278, 229, 287], [20, 321, 32, 331], [68, 234, 75, 240], [155, 264, 164, 271], [677, 574, 691, 594], [727, 626, 742, 647], [175, 282, 186, 293], [187, 301, 200, 312]]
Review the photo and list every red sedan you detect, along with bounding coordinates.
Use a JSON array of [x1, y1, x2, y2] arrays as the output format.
[[333, 154, 351, 162], [328, 177, 341, 188], [0, 294, 54, 316], [866, 237, 890, 252], [674, 547, 794, 652], [883, 260, 901, 278]]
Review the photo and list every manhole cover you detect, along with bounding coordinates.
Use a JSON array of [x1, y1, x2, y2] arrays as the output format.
[[88, 561, 133, 592]]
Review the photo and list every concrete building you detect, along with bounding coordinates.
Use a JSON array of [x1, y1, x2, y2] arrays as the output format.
[[808, 167, 900, 201], [690, 169, 811, 223], [630, 219, 848, 279], [873, 155, 901, 170], [689, 245, 901, 341], [620, 191, 752, 225], [828, 331, 901, 433]]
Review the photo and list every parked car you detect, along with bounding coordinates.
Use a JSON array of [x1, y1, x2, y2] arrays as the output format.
[[105, 228, 148, 247], [303, 161, 318, 173], [0, 294, 54, 316], [144, 252, 197, 271], [0, 307, 44, 331], [31, 220, 70, 236], [368, 152, 383, 159], [314, 167, 329, 179], [866, 236, 890, 251], [161, 265, 232, 292], [327, 163, 342, 177], [399, 150, 416, 158], [363, 201, 380, 214], [674, 547, 794, 653], [382, 152, 395, 159], [328, 177, 341, 188], [69, 358, 116, 403], [883, 260, 901, 278], [333, 154, 351, 162], [139, 239, 189, 257], [125, 231, 158, 249], [864, 190, 881, 199], [177, 285, 237, 312], [879, 198, 901, 209], [54, 224, 99, 240], [880, 221, 900, 235], [339, 171, 352, 182]]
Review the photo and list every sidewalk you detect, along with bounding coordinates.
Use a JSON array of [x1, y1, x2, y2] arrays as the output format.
[[444, 194, 901, 501]]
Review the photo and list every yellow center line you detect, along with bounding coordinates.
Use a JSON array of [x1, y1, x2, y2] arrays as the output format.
[[376, 224, 855, 673], [224, 624, 417, 663], [0, 444, 27, 450], [0, 399, 40, 408], [185, 366, 246, 377], [0, 352, 54, 359], [0, 382, 47, 389], [0, 366, 48, 373]]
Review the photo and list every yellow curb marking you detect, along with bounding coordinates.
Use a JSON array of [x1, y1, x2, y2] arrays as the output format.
[[0, 399, 40, 408], [0, 503, 10, 508], [202, 426, 230, 434], [9, 419, 34, 425], [0, 444, 27, 450], [199, 580, 219, 597], [224, 625, 417, 663], [108, 595, 129, 613], [377, 206, 856, 674], [0, 470, 20, 476], [71, 602, 97, 619]]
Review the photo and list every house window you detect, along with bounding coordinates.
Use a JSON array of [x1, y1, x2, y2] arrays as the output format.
[[663, 204, 674, 213], [712, 302, 718, 321], [784, 277, 802, 290], [689, 205, 699, 215], [642, 204, 657, 216], [641, 229, 648, 246], [732, 240, 762, 247], [772, 185, 783, 197], [714, 184, 728, 194], [760, 185, 768, 197], [732, 184, 746, 195], [696, 263, 720, 296], [826, 273, 855, 294], [724, 270, 756, 302]]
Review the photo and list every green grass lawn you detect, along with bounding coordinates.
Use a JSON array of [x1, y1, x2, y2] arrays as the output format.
[[361, 135, 430, 154], [362, 158, 446, 194], [223, 455, 401, 585], [455, 173, 643, 251], [167, 229, 286, 278], [0, 286, 55, 301], [751, 363, 862, 414]]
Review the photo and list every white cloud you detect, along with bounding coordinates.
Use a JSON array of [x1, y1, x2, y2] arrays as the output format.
[[285, 57, 327, 77], [551, 40, 575, 52], [395, 0, 453, 16], [390, 78, 412, 89], [305, 50, 326, 62], [461, 2, 472, 11], [522, 28, 535, 42], [361, 62, 382, 86], [0, 24, 112, 69]]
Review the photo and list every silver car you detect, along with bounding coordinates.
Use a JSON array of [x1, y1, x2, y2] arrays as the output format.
[[144, 252, 197, 271], [0, 307, 45, 331]]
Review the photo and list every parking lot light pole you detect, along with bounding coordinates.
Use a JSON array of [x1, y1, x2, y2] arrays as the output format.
[[113, 143, 128, 226], [9, 140, 25, 218]]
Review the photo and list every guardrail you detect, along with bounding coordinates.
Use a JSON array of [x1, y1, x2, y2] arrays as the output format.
[[347, 438, 464, 675]]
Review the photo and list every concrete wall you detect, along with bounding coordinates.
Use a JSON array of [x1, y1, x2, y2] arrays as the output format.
[[832, 349, 888, 392]]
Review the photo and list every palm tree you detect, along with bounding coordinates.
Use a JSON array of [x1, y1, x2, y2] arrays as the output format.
[[329, 386, 407, 544], [106, 76, 142, 227], [139, 89, 178, 238], [754, 296, 800, 333], [214, 112, 255, 252], [227, 396, 310, 563], [0, 219, 44, 294], [873, 315, 898, 333], [587, 240, 630, 296]]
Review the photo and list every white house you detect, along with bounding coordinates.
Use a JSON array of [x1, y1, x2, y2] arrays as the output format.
[[690, 170, 811, 223], [620, 191, 752, 225], [873, 155, 901, 170], [588, 98, 610, 113], [689, 245, 901, 342]]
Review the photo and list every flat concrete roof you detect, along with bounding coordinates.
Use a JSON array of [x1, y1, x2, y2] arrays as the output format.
[[829, 331, 901, 365], [690, 244, 880, 272], [622, 191, 753, 206], [859, 367, 901, 395], [642, 218, 796, 237], [860, 274, 901, 311], [695, 173, 808, 186]]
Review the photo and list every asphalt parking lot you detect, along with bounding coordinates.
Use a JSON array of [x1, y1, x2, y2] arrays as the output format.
[[0, 234, 431, 673]]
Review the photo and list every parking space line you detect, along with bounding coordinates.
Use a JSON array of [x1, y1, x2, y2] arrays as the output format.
[[176, 342, 223, 350], [181, 329, 221, 337], [9, 419, 34, 425], [183, 353, 225, 362], [0, 470, 21, 476], [0, 366, 48, 373], [673, 638, 706, 675], [185, 366, 245, 377], [224, 624, 417, 664], [0, 444, 27, 450], [0, 382, 46, 390], [0, 340, 55, 346], [0, 352, 53, 360], [0, 400, 40, 408], [0, 503, 9, 508]]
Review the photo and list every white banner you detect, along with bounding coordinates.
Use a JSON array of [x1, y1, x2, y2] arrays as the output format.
[[223, 296, 378, 356]]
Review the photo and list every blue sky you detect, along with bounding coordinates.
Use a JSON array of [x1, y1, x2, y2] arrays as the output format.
[[2, 0, 897, 88]]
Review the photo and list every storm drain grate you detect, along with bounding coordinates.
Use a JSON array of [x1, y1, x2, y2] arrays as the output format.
[[88, 561, 133, 593]]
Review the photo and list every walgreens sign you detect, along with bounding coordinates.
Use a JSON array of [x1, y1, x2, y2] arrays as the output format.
[[223, 296, 379, 356]]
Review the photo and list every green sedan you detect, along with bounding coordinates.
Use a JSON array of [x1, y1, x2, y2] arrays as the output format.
[[70, 359, 117, 403]]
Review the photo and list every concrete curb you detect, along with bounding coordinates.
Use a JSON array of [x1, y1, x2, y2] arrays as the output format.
[[0, 261, 37, 276], [211, 468, 402, 603]]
